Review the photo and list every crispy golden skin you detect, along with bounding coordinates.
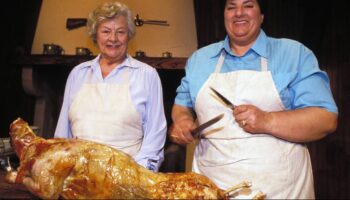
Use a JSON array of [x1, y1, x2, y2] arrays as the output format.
[[7, 118, 227, 199]]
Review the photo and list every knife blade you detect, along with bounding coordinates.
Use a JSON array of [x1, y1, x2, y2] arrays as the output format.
[[210, 87, 236, 109], [191, 113, 224, 138]]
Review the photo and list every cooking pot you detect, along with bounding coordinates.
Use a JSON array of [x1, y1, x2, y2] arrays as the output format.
[[76, 47, 92, 56], [162, 51, 172, 58], [135, 50, 146, 57], [43, 43, 65, 55]]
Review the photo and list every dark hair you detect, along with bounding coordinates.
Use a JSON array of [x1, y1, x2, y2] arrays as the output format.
[[225, 0, 266, 14], [257, 0, 267, 14]]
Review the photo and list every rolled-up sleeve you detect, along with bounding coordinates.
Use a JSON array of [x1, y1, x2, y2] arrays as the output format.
[[288, 46, 338, 114], [174, 56, 197, 108]]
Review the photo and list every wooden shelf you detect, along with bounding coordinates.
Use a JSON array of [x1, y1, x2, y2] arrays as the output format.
[[12, 55, 187, 69]]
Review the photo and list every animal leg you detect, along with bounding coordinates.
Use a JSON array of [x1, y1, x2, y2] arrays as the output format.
[[224, 181, 252, 195]]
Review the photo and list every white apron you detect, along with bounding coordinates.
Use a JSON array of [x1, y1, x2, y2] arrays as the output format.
[[68, 67, 143, 157], [193, 51, 315, 199]]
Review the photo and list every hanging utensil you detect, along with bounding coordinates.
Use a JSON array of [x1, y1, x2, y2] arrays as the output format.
[[134, 14, 169, 26], [66, 18, 87, 30]]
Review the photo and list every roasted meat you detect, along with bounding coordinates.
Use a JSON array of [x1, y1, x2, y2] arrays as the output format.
[[5, 118, 228, 199]]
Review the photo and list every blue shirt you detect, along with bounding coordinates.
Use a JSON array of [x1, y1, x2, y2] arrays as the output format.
[[54, 54, 167, 171], [175, 30, 338, 114]]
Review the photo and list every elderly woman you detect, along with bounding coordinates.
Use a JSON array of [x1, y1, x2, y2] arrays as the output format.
[[54, 1, 167, 172]]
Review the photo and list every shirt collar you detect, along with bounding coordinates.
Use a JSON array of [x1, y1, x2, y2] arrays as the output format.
[[213, 29, 268, 58], [90, 54, 139, 70], [210, 38, 230, 58], [251, 29, 268, 58]]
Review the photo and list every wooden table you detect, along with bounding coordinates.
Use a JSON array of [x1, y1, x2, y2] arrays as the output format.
[[0, 171, 38, 199]]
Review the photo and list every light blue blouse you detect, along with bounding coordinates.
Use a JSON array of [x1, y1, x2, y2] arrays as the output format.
[[54, 55, 167, 171], [175, 30, 338, 114]]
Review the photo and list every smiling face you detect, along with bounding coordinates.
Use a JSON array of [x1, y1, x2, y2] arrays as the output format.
[[224, 0, 264, 48], [96, 15, 129, 65]]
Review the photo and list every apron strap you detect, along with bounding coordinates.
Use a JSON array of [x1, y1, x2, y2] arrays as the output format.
[[86, 67, 94, 83], [121, 66, 130, 84], [260, 57, 268, 72], [214, 50, 226, 73]]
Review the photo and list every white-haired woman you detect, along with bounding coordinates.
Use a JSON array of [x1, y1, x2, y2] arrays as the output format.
[[55, 1, 167, 172]]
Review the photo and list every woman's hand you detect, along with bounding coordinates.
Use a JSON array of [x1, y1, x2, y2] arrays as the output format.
[[233, 104, 272, 134], [168, 119, 196, 145], [233, 105, 338, 142], [169, 105, 196, 145]]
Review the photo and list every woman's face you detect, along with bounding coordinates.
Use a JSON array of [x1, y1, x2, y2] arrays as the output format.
[[96, 15, 129, 63], [224, 0, 264, 46]]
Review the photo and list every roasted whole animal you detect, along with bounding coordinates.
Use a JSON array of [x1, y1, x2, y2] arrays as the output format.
[[5, 118, 264, 199]]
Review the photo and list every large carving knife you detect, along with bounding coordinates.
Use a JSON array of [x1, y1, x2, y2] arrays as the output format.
[[210, 87, 236, 109], [191, 113, 224, 138]]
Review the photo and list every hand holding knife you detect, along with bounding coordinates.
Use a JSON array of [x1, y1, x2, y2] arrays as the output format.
[[191, 87, 235, 139], [210, 87, 250, 127], [191, 113, 224, 139], [173, 87, 233, 141]]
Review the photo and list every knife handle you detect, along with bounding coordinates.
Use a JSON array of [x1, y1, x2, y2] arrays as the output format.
[[191, 119, 200, 139]]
